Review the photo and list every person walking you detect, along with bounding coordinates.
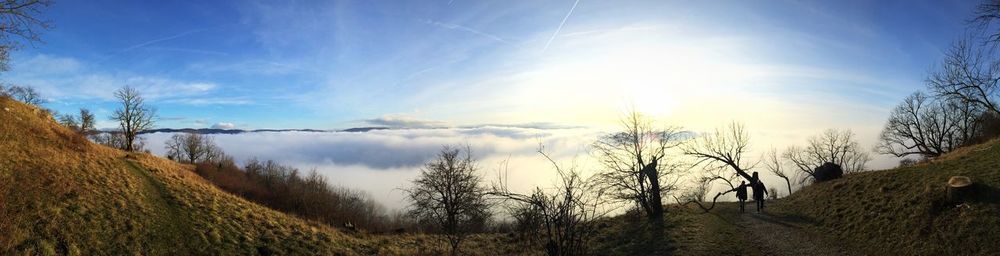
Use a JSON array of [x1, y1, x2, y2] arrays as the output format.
[[736, 180, 748, 213], [750, 172, 768, 212]]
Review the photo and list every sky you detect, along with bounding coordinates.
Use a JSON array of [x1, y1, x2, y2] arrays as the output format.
[[1, 0, 985, 209]]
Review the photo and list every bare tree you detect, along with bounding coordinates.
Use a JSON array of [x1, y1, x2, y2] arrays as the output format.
[[91, 132, 141, 150], [875, 91, 983, 158], [785, 129, 871, 184], [592, 110, 683, 220], [971, 0, 1000, 46], [684, 122, 755, 181], [492, 147, 607, 256], [79, 108, 95, 135], [405, 146, 490, 256], [111, 86, 156, 152], [927, 39, 1000, 115], [763, 148, 793, 196], [0, 0, 52, 71], [165, 133, 220, 164], [680, 122, 755, 212], [57, 113, 78, 131], [2, 85, 42, 105]]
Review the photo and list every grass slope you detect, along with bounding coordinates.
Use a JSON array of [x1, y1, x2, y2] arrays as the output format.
[[0, 97, 537, 255], [0, 97, 360, 255], [590, 205, 760, 255], [775, 140, 1000, 255]]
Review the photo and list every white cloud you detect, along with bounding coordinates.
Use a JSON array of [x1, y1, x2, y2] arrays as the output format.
[[162, 97, 254, 106], [211, 122, 236, 129], [6, 54, 229, 104], [14, 54, 82, 74], [421, 19, 509, 44]]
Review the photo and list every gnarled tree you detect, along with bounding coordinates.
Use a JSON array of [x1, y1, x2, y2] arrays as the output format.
[[763, 148, 793, 196], [592, 110, 683, 220], [681, 122, 755, 211]]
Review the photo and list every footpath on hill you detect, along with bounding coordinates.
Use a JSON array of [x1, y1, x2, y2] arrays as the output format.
[[736, 208, 856, 256]]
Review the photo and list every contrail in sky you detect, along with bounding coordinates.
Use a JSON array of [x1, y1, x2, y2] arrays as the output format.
[[120, 28, 211, 53], [542, 0, 581, 53]]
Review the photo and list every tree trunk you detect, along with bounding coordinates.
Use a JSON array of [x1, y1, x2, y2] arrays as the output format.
[[644, 159, 663, 219], [782, 177, 792, 196], [947, 176, 974, 204]]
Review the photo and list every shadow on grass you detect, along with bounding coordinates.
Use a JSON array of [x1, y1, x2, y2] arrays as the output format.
[[590, 212, 677, 255]]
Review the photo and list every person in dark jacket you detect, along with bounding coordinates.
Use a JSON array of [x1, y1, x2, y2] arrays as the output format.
[[750, 172, 768, 212], [735, 181, 748, 213]]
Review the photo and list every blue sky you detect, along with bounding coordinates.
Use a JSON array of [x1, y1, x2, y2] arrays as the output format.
[[3, 0, 986, 207], [3, 0, 978, 131]]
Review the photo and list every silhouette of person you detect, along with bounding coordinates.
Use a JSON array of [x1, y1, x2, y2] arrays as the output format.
[[735, 181, 748, 213], [750, 172, 768, 212]]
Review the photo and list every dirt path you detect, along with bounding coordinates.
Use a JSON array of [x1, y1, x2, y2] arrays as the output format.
[[737, 209, 855, 256], [123, 159, 197, 254]]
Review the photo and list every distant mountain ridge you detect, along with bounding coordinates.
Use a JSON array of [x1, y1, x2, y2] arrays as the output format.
[[127, 127, 392, 134], [120, 123, 583, 135]]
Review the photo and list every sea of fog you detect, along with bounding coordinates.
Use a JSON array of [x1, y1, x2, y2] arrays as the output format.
[[141, 126, 901, 211], [141, 126, 604, 211]]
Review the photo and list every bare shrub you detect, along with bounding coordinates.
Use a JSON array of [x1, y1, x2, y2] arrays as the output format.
[[492, 147, 608, 256], [165, 133, 221, 164]]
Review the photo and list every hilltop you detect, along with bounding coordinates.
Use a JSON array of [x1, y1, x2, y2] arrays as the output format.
[[583, 139, 1000, 255], [772, 139, 1000, 255], [0, 97, 364, 255], [0, 97, 531, 255]]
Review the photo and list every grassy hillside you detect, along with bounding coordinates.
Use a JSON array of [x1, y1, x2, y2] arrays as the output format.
[[774, 139, 1000, 255], [0, 97, 533, 255], [0, 97, 363, 255]]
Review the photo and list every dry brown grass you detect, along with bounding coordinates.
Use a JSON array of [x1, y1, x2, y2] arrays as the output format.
[[0, 97, 542, 255], [776, 138, 1000, 255]]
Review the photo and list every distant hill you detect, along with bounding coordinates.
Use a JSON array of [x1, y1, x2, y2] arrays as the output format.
[[139, 128, 331, 134], [340, 127, 390, 133], [774, 139, 1000, 255], [134, 127, 391, 135]]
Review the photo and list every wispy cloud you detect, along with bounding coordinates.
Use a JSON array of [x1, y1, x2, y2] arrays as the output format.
[[119, 28, 212, 53], [187, 60, 311, 76], [7, 54, 228, 104], [160, 97, 255, 106], [143, 46, 230, 56], [542, 0, 581, 53], [422, 19, 510, 44]]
